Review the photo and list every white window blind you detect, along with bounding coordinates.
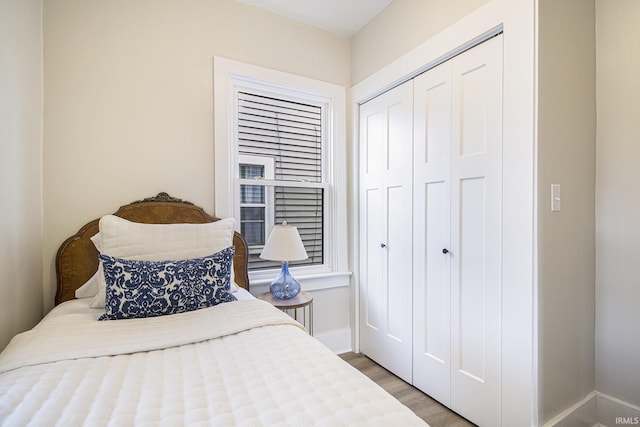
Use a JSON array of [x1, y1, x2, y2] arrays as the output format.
[[237, 91, 325, 270]]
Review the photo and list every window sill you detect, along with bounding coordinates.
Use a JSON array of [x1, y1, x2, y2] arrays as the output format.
[[248, 270, 352, 294]]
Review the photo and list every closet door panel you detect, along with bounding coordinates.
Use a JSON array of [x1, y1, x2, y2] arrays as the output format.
[[449, 35, 503, 427], [364, 189, 384, 328], [386, 184, 412, 341], [458, 64, 489, 157], [359, 80, 413, 383], [360, 103, 385, 363], [361, 107, 384, 188], [387, 101, 411, 173], [385, 183, 413, 382], [382, 81, 414, 383], [456, 176, 487, 380], [412, 61, 452, 403]]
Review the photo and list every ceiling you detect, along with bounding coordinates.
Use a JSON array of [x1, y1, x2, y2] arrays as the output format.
[[234, 0, 395, 37]]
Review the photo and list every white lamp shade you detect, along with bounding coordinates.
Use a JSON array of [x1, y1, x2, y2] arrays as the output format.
[[260, 224, 308, 262]]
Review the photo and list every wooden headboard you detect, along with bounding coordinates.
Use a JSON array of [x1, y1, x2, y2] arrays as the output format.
[[55, 193, 249, 305]]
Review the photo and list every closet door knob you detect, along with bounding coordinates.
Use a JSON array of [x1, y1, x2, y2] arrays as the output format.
[[380, 243, 387, 248], [442, 248, 449, 254]]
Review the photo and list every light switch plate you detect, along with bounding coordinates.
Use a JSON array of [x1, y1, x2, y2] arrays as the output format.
[[551, 184, 561, 212]]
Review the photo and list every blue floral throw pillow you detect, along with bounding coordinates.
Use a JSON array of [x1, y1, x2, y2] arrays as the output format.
[[98, 246, 237, 321]]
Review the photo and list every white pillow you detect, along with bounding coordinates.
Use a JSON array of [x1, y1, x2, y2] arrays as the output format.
[[74, 272, 99, 299], [90, 233, 102, 252], [90, 215, 238, 308], [74, 236, 102, 299]]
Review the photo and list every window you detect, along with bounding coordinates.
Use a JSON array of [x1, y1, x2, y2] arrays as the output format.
[[238, 155, 274, 254], [236, 92, 326, 271], [214, 57, 349, 284]]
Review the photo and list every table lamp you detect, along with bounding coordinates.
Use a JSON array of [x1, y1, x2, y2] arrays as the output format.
[[260, 221, 308, 299]]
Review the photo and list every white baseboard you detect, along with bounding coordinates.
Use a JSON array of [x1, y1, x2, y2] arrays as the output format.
[[543, 391, 599, 427], [314, 327, 352, 354], [543, 391, 640, 427], [597, 392, 640, 427]]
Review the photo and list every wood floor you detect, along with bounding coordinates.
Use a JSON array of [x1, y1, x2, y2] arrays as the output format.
[[339, 352, 476, 427]]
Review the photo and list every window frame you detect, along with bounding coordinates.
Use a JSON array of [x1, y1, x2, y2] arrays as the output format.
[[214, 57, 349, 287]]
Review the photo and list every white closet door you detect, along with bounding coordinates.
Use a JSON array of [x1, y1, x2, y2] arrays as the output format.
[[359, 81, 413, 383], [449, 34, 503, 427], [412, 58, 453, 406], [413, 34, 503, 427]]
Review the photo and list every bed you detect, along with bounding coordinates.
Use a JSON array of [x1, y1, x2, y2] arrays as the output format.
[[0, 193, 427, 426]]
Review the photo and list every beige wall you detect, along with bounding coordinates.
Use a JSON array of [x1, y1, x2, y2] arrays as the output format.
[[537, 0, 596, 422], [0, 0, 44, 349], [595, 0, 640, 408], [350, 0, 489, 84], [42, 0, 350, 310]]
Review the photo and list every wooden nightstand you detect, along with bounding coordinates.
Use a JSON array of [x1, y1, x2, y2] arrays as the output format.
[[258, 291, 313, 335]]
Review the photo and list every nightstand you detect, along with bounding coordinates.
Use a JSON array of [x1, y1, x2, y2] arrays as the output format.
[[258, 291, 313, 335]]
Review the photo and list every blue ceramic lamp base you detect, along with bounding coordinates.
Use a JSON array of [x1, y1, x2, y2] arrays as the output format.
[[270, 262, 301, 299]]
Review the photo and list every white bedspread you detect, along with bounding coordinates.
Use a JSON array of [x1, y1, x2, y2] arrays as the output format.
[[0, 299, 300, 374], [0, 299, 428, 426]]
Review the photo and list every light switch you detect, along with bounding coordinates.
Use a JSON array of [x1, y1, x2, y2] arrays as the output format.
[[551, 184, 561, 212]]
